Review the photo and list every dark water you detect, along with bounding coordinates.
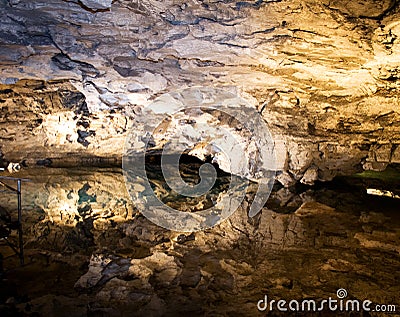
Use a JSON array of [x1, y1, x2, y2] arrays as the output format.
[[0, 161, 399, 316], [145, 154, 234, 212]]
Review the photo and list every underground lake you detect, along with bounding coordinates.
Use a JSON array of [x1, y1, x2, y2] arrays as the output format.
[[0, 159, 399, 316]]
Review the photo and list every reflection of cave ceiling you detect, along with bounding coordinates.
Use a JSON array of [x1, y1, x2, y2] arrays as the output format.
[[0, 0, 400, 185]]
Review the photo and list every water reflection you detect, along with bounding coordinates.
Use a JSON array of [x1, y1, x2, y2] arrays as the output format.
[[145, 154, 233, 212], [0, 165, 399, 316], [124, 154, 257, 231]]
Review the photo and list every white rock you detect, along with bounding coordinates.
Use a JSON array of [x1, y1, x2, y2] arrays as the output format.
[[80, 0, 112, 10]]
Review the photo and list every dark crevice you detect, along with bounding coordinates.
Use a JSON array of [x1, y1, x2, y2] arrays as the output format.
[[62, 0, 111, 13], [51, 53, 100, 78]]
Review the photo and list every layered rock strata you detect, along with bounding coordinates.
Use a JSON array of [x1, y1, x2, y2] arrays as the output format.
[[1, 0, 400, 185]]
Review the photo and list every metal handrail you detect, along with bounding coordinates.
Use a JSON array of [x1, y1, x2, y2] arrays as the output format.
[[0, 176, 31, 265]]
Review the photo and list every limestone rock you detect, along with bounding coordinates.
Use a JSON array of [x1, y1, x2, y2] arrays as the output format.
[[130, 252, 181, 286], [0, 0, 399, 183], [300, 165, 319, 185], [80, 0, 112, 11], [75, 254, 114, 289], [295, 201, 336, 217], [391, 145, 400, 163]]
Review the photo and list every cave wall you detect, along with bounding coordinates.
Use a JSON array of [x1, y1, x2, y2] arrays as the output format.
[[1, 0, 400, 185]]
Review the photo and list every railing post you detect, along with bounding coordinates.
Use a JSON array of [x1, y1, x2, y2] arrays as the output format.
[[0, 175, 29, 266], [17, 179, 24, 265]]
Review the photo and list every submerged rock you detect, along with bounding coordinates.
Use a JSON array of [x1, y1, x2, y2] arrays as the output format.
[[0, 167, 399, 316]]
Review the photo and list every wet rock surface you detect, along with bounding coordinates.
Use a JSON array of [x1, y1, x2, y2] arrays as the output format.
[[0, 168, 399, 316]]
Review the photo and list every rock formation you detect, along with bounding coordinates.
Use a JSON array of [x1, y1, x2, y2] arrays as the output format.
[[1, 1, 400, 315], [0, 0, 400, 185]]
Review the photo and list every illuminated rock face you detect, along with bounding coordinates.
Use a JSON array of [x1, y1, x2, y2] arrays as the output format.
[[1, 0, 400, 185]]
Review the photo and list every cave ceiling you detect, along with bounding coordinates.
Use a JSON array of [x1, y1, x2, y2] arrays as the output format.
[[0, 0, 400, 184]]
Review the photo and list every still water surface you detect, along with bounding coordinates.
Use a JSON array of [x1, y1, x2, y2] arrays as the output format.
[[0, 163, 399, 316]]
